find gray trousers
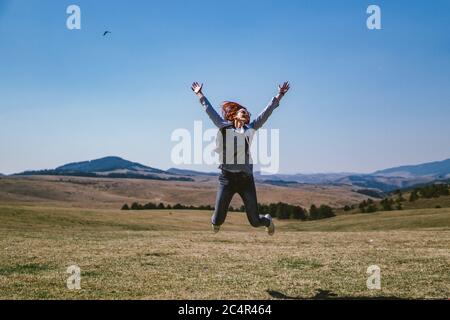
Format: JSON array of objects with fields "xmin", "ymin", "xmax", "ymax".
[{"xmin": 212, "ymin": 170, "xmax": 271, "ymax": 228}]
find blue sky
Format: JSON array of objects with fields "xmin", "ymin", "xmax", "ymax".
[{"xmin": 1, "ymin": 0, "xmax": 449, "ymax": 174}]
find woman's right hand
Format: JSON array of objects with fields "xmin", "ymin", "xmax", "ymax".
[
  {"xmin": 276, "ymin": 81, "xmax": 290, "ymax": 102},
  {"xmin": 191, "ymin": 82, "xmax": 204, "ymax": 98}
]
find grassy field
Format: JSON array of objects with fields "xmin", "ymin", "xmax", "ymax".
[
  {"xmin": 0, "ymin": 175, "xmax": 372, "ymax": 209},
  {"xmin": 0, "ymin": 204, "xmax": 449, "ymax": 299}
]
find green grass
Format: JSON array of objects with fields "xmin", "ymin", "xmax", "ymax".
[
  {"xmin": 0, "ymin": 204, "xmax": 449, "ymax": 299},
  {"xmin": 0, "ymin": 263, "xmax": 52, "ymax": 276},
  {"xmin": 402, "ymin": 194, "xmax": 450, "ymax": 210},
  {"xmin": 284, "ymin": 208, "xmax": 450, "ymax": 231},
  {"xmin": 278, "ymin": 258, "xmax": 323, "ymax": 270}
]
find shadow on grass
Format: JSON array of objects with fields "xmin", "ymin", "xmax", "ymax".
[{"xmin": 267, "ymin": 289, "xmax": 402, "ymax": 300}]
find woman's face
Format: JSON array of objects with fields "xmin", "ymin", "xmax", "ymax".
[{"xmin": 235, "ymin": 108, "xmax": 250, "ymax": 124}]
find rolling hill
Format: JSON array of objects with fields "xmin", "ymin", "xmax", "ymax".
[
  {"xmin": 16, "ymin": 156, "xmax": 194, "ymax": 182},
  {"xmin": 254, "ymin": 158, "xmax": 450, "ymax": 192},
  {"xmin": 332, "ymin": 174, "xmax": 437, "ymax": 192},
  {"xmin": 56, "ymin": 156, "xmax": 164, "ymax": 174},
  {"xmin": 0, "ymin": 175, "xmax": 369, "ymax": 209},
  {"xmin": 170, "ymin": 158, "xmax": 450, "ymax": 192}
]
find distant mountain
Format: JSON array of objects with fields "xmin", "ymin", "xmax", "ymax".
[
  {"xmin": 333, "ymin": 174, "xmax": 437, "ymax": 192},
  {"xmin": 57, "ymin": 156, "xmax": 164, "ymax": 174},
  {"xmin": 16, "ymin": 156, "xmax": 193, "ymax": 182},
  {"xmin": 257, "ymin": 179, "xmax": 301, "ymax": 187},
  {"xmin": 253, "ymin": 172, "xmax": 408, "ymax": 192},
  {"xmin": 167, "ymin": 168, "xmax": 218, "ymax": 177},
  {"xmin": 373, "ymin": 158, "xmax": 450, "ymax": 178},
  {"xmin": 254, "ymin": 172, "xmax": 353, "ymax": 184},
  {"xmin": 254, "ymin": 158, "xmax": 450, "ymax": 192},
  {"xmin": 164, "ymin": 158, "xmax": 450, "ymax": 192}
]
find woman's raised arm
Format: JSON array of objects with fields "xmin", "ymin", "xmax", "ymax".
[
  {"xmin": 191, "ymin": 82, "xmax": 205, "ymax": 99},
  {"xmin": 191, "ymin": 82, "xmax": 228, "ymax": 128},
  {"xmin": 250, "ymin": 81, "xmax": 290, "ymax": 130}
]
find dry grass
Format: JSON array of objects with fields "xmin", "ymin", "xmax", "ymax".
[
  {"xmin": 0, "ymin": 175, "xmax": 370, "ymax": 209},
  {"xmin": 0, "ymin": 204, "xmax": 449, "ymax": 299}
]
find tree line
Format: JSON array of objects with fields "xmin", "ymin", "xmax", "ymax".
[
  {"xmin": 121, "ymin": 201, "xmax": 335, "ymax": 221},
  {"xmin": 408, "ymin": 183, "xmax": 449, "ymax": 202},
  {"xmin": 348, "ymin": 183, "xmax": 450, "ymax": 213}
]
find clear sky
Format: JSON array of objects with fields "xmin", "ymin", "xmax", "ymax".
[{"xmin": 1, "ymin": 0, "xmax": 449, "ymax": 175}]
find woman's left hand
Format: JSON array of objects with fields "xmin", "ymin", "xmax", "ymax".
[{"xmin": 278, "ymin": 81, "xmax": 290, "ymax": 95}]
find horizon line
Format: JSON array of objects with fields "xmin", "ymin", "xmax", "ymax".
[{"xmin": 2, "ymin": 155, "xmax": 450, "ymax": 176}]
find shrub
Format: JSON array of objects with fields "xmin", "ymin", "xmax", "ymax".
[
  {"xmin": 380, "ymin": 198, "xmax": 394, "ymax": 211},
  {"xmin": 123, "ymin": 201, "xmax": 314, "ymax": 220},
  {"xmin": 409, "ymin": 190, "xmax": 419, "ymax": 202},
  {"xmin": 309, "ymin": 204, "xmax": 335, "ymax": 220},
  {"xmin": 173, "ymin": 203, "xmax": 184, "ymax": 209},
  {"xmin": 131, "ymin": 202, "xmax": 141, "ymax": 210}
]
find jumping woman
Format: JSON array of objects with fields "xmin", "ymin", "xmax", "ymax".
[{"xmin": 191, "ymin": 81, "xmax": 290, "ymax": 235}]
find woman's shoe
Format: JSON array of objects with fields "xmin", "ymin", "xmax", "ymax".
[
  {"xmin": 212, "ymin": 224, "xmax": 220, "ymax": 234},
  {"xmin": 265, "ymin": 214, "xmax": 275, "ymax": 236}
]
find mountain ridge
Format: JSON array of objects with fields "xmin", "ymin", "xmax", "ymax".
[
  {"xmin": 373, "ymin": 158, "xmax": 450, "ymax": 178},
  {"xmin": 15, "ymin": 156, "xmax": 193, "ymax": 182},
  {"xmin": 56, "ymin": 156, "xmax": 165, "ymax": 174},
  {"xmin": 10, "ymin": 155, "xmax": 450, "ymax": 192},
  {"xmin": 167, "ymin": 168, "xmax": 218, "ymax": 176}
]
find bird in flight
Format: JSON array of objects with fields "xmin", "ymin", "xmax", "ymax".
[{"xmin": 103, "ymin": 31, "xmax": 111, "ymax": 36}]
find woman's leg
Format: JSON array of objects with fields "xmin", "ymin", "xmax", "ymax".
[
  {"xmin": 211, "ymin": 172, "xmax": 235, "ymax": 226},
  {"xmin": 238, "ymin": 174, "xmax": 271, "ymax": 228}
]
